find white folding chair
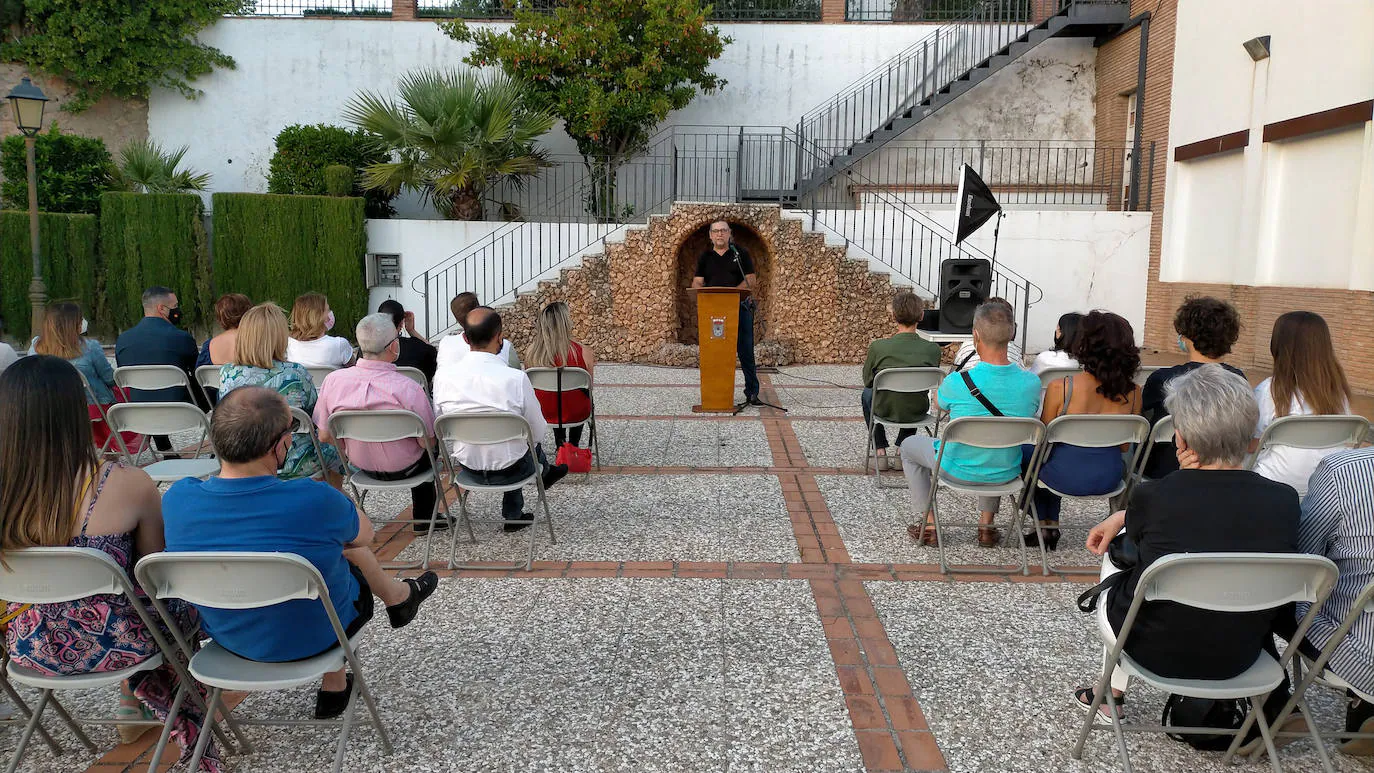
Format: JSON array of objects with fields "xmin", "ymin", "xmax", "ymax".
[
  {"xmin": 0, "ymin": 547, "xmax": 243, "ymax": 773},
  {"xmin": 1246, "ymin": 415, "xmax": 1370, "ymax": 475},
  {"xmin": 1132, "ymin": 364, "xmax": 1163, "ymax": 387},
  {"xmin": 305, "ymin": 365, "xmax": 338, "ymax": 388},
  {"xmin": 864, "ymin": 367, "xmax": 943, "ymax": 489},
  {"xmin": 1131, "ymin": 414, "xmax": 1174, "ymax": 486},
  {"xmin": 1020, "ymin": 414, "xmax": 1150, "ymax": 576},
  {"xmin": 194, "ymin": 365, "xmax": 221, "ymax": 395},
  {"xmin": 74, "ymin": 371, "xmax": 119, "ymax": 459},
  {"xmin": 105, "ymin": 403, "xmax": 220, "ymax": 483},
  {"xmin": 134, "ymin": 552, "xmax": 392, "ymax": 773},
  {"xmin": 327, "ymin": 409, "xmax": 448, "ymax": 570},
  {"xmin": 1071, "ymin": 552, "xmax": 1340, "ymax": 773},
  {"xmin": 1038, "ymin": 366, "xmax": 1083, "ymax": 389},
  {"xmin": 525, "ymin": 366, "xmax": 600, "ymax": 476},
  {"xmin": 920, "ymin": 416, "xmax": 1045, "ymax": 575},
  {"xmin": 114, "ymin": 364, "xmax": 208, "ymax": 408},
  {"xmin": 395, "ymin": 366, "xmax": 428, "ymax": 392},
  {"xmin": 1261, "ymin": 579, "xmax": 1374, "ymax": 767},
  {"xmin": 435, "ymin": 412, "xmax": 556, "ymax": 571},
  {"xmin": 291, "ymin": 407, "xmax": 328, "ymax": 478}
]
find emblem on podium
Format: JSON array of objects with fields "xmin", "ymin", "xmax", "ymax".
[{"xmin": 710, "ymin": 317, "xmax": 726, "ymax": 339}]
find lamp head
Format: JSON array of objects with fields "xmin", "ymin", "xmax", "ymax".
[
  {"xmin": 6, "ymin": 77, "xmax": 48, "ymax": 137},
  {"xmin": 1243, "ymin": 35, "xmax": 1271, "ymax": 62}
]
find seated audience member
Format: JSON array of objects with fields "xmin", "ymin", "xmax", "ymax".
[
  {"xmin": 115, "ymin": 286, "xmax": 203, "ymax": 454},
  {"xmin": 1028, "ymin": 311, "xmax": 1082, "ymax": 375},
  {"xmin": 286, "ymin": 292, "xmax": 355, "ymax": 369},
  {"xmin": 0, "ymin": 316, "xmax": 16, "ymax": 374},
  {"xmin": 1023, "ymin": 311, "xmax": 1141, "ymax": 550},
  {"xmin": 526, "ymin": 301, "xmax": 597, "ymax": 448},
  {"xmin": 0, "ymin": 356, "xmax": 218, "ymax": 765},
  {"xmin": 1284, "ymin": 448, "xmax": 1374, "ymax": 753},
  {"xmin": 377, "ymin": 299, "xmax": 438, "ymax": 387},
  {"xmin": 1252, "ymin": 311, "xmax": 1353, "ymax": 496},
  {"xmin": 951, "ymin": 297, "xmax": 1025, "ymax": 371},
  {"xmin": 1077, "ymin": 365, "xmax": 1298, "ymax": 724},
  {"xmin": 1140, "ymin": 295, "xmax": 1244, "ymax": 479},
  {"xmin": 316, "ymin": 314, "xmax": 444, "ymax": 533},
  {"xmin": 196, "ymin": 293, "xmax": 252, "ymax": 368},
  {"xmin": 163, "ymin": 387, "xmax": 437, "ymax": 719},
  {"xmin": 32, "ymin": 302, "xmax": 123, "ymax": 446},
  {"xmin": 433, "ymin": 307, "xmax": 567, "ymax": 531},
  {"xmin": 860, "ymin": 291, "xmax": 942, "ymax": 468},
  {"xmin": 436, "ymin": 291, "xmax": 520, "ymax": 369},
  {"xmin": 901, "ymin": 300, "xmax": 1040, "ymax": 547},
  {"xmin": 221, "ymin": 303, "xmax": 344, "ymax": 484}
]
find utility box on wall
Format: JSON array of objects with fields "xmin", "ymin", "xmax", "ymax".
[{"xmin": 366, "ymin": 253, "xmax": 401, "ymax": 288}]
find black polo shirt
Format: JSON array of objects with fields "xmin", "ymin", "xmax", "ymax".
[{"xmin": 695, "ymin": 244, "xmax": 754, "ymax": 288}]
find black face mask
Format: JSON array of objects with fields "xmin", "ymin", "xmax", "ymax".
[{"xmin": 166, "ymin": 307, "xmax": 182, "ymax": 326}]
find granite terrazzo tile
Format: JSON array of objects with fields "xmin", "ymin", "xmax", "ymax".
[
  {"xmin": 594, "ymin": 386, "xmax": 709, "ymax": 417},
  {"xmin": 769, "ymin": 365, "xmax": 864, "ymax": 388},
  {"xmin": 792, "ymin": 418, "xmax": 871, "ymax": 468},
  {"xmin": 593, "ymin": 364, "xmax": 703, "ymax": 386},
  {"xmin": 770, "ymin": 387, "xmax": 864, "ymax": 418}
]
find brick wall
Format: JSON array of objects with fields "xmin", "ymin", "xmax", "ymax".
[{"xmin": 1095, "ymin": 0, "xmax": 1374, "ymax": 393}]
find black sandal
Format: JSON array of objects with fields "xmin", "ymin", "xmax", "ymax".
[
  {"xmin": 386, "ymin": 571, "xmax": 439, "ymax": 629},
  {"xmin": 1074, "ymin": 686, "xmax": 1124, "ymax": 720},
  {"xmin": 315, "ymin": 674, "xmax": 353, "ymax": 720}
]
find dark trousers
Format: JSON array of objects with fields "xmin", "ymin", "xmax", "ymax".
[
  {"xmin": 366, "ymin": 454, "xmax": 437, "ymax": 525},
  {"xmin": 859, "ymin": 387, "xmax": 917, "ymax": 450},
  {"xmin": 1019, "ymin": 444, "xmax": 1125, "ymax": 524},
  {"xmin": 152, "ymin": 435, "xmax": 174, "ymax": 453},
  {"xmin": 553, "ymin": 426, "xmax": 584, "ymax": 447},
  {"xmin": 463, "ymin": 445, "xmax": 550, "ymax": 520},
  {"xmin": 737, "ymin": 301, "xmax": 759, "ymax": 399}
]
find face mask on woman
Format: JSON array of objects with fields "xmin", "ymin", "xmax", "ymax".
[
  {"xmin": 325, "ymin": 310, "xmax": 336, "ymax": 332},
  {"xmin": 1177, "ymin": 336, "xmax": 1188, "ymax": 354},
  {"xmin": 80, "ymin": 318, "xmax": 88, "ymax": 335}
]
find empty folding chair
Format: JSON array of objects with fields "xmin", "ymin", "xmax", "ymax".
[
  {"xmin": 1259, "ymin": 579, "xmax": 1374, "ymax": 766},
  {"xmin": 396, "ymin": 366, "xmax": 429, "ymax": 392},
  {"xmin": 134, "ymin": 552, "xmax": 392, "ymax": 773},
  {"xmin": 1246, "ymin": 414, "xmax": 1369, "ymax": 477},
  {"xmin": 435, "ymin": 411, "xmax": 556, "ymax": 571},
  {"xmin": 1072, "ymin": 552, "xmax": 1339, "ymax": 773},
  {"xmin": 328, "ymin": 409, "xmax": 448, "ymax": 569},
  {"xmin": 0, "ymin": 547, "xmax": 243, "ymax": 773},
  {"xmin": 863, "ymin": 367, "xmax": 943, "ymax": 489},
  {"xmin": 1020, "ymin": 414, "xmax": 1150, "ymax": 576},
  {"xmin": 1132, "ymin": 364, "xmax": 1163, "ymax": 387},
  {"xmin": 105, "ymin": 403, "xmax": 220, "ymax": 483},
  {"xmin": 525, "ymin": 366, "xmax": 600, "ymax": 475},
  {"xmin": 919, "ymin": 416, "xmax": 1044, "ymax": 575},
  {"xmin": 306, "ymin": 365, "xmax": 338, "ymax": 388},
  {"xmin": 114, "ymin": 364, "xmax": 208, "ymax": 409}
]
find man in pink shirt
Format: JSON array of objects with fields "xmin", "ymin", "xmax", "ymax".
[{"xmin": 316, "ymin": 313, "xmax": 444, "ymax": 533}]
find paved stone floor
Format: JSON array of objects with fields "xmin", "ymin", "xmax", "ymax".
[{"xmin": 8, "ymin": 364, "xmax": 1371, "ymax": 772}]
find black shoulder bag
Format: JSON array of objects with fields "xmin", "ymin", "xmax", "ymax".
[{"xmin": 958, "ymin": 370, "xmax": 1003, "ymax": 416}]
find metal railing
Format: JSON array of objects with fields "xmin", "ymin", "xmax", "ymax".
[
  {"xmin": 416, "ymin": 0, "xmax": 820, "ymax": 20},
  {"xmin": 238, "ymin": 0, "xmax": 391, "ymax": 15},
  {"xmin": 847, "ymin": 0, "xmax": 1031, "ymax": 22}
]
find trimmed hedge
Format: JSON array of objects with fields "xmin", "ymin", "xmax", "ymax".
[
  {"xmin": 0, "ymin": 210, "xmax": 100, "ymax": 340},
  {"xmin": 99, "ymin": 193, "xmax": 213, "ymax": 335},
  {"xmin": 211, "ymin": 193, "xmax": 368, "ymax": 340}
]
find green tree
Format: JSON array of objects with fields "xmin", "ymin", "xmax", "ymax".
[
  {"xmin": 267, "ymin": 124, "xmax": 397, "ymax": 219},
  {"xmin": 111, "ymin": 140, "xmax": 210, "ymax": 194},
  {"xmin": 442, "ymin": 0, "xmax": 729, "ymax": 219},
  {"xmin": 0, "ymin": 124, "xmax": 113, "ymax": 214},
  {"xmin": 343, "ymin": 68, "xmax": 555, "ymax": 221},
  {"xmin": 0, "ymin": 0, "xmax": 250, "ymax": 111}
]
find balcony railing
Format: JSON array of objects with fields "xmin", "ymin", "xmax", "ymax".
[
  {"xmin": 239, "ymin": 0, "xmax": 392, "ymax": 15},
  {"xmin": 847, "ymin": 0, "xmax": 1032, "ymax": 22},
  {"xmin": 416, "ymin": 0, "xmax": 820, "ymax": 20}
]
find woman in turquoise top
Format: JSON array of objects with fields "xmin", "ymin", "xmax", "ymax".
[{"xmin": 219, "ymin": 303, "xmax": 343, "ymax": 483}]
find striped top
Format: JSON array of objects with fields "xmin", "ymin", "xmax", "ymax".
[{"xmin": 1298, "ymin": 447, "xmax": 1374, "ymax": 696}]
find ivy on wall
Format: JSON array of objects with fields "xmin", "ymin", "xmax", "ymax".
[
  {"xmin": 0, "ymin": 0, "xmax": 251, "ymax": 111},
  {"xmin": 0, "ymin": 210, "xmax": 98, "ymax": 340},
  {"xmin": 99, "ymin": 192, "xmax": 213, "ymax": 334}
]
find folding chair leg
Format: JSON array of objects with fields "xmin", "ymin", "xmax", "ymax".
[
  {"xmin": 4, "ymin": 689, "xmax": 50, "ymax": 773},
  {"xmin": 45, "ymin": 693, "xmax": 97, "ymax": 753},
  {"xmin": 185, "ymin": 688, "xmax": 221, "ymax": 773},
  {"xmin": 146, "ymin": 684, "xmax": 189, "ymax": 773},
  {"xmin": 1292, "ymin": 696, "xmax": 1337, "ymax": 773},
  {"xmin": 590, "ymin": 421, "xmax": 601, "ymax": 471},
  {"xmin": 1071, "ymin": 667, "xmax": 1119, "ymax": 762},
  {"xmin": 0, "ymin": 673, "xmax": 62, "ymax": 755},
  {"xmin": 448, "ymin": 493, "xmax": 474, "ymax": 570},
  {"xmin": 1248, "ymin": 695, "xmax": 1286, "ymax": 773},
  {"xmin": 1104, "ymin": 689, "xmax": 1133, "ymax": 773},
  {"xmin": 540, "ymin": 487, "xmax": 557, "ymax": 547},
  {"xmin": 330, "ymin": 677, "xmax": 362, "ymax": 773},
  {"xmin": 354, "ymin": 675, "xmax": 393, "ymax": 754}
]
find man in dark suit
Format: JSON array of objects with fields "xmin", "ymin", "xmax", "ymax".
[
  {"xmin": 115, "ymin": 286, "xmax": 201, "ymax": 453},
  {"xmin": 378, "ymin": 299, "xmax": 438, "ymax": 388}
]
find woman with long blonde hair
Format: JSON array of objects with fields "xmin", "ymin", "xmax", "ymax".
[
  {"xmin": 285, "ymin": 292, "xmax": 355, "ymax": 368},
  {"xmin": 526, "ymin": 301, "xmax": 596, "ymax": 447},
  {"xmin": 1251, "ymin": 311, "xmax": 1353, "ymax": 494},
  {"xmin": 32, "ymin": 301, "xmax": 128, "ymax": 447}
]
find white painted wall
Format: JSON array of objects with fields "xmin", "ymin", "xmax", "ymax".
[
  {"xmin": 369, "ymin": 209, "xmax": 1151, "ymax": 354},
  {"xmin": 1160, "ymin": 0, "xmax": 1374, "ymax": 290}
]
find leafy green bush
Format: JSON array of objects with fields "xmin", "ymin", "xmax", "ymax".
[
  {"xmin": 0, "ymin": 210, "xmax": 99, "ymax": 340},
  {"xmin": 99, "ymin": 193, "xmax": 212, "ymax": 335},
  {"xmin": 211, "ymin": 193, "xmax": 368, "ymax": 339},
  {"xmin": 266, "ymin": 125, "xmax": 396, "ymax": 218},
  {"xmin": 0, "ymin": 126, "xmax": 114, "ymax": 214},
  {"xmin": 323, "ymin": 165, "xmax": 354, "ymax": 197}
]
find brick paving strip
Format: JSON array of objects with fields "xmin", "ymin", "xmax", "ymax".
[{"xmin": 84, "ymin": 371, "xmax": 1091, "ymax": 773}]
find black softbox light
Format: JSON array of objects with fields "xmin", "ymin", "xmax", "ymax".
[{"xmin": 953, "ymin": 163, "xmax": 1001, "ymax": 246}]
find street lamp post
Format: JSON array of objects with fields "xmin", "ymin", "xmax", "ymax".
[{"xmin": 6, "ymin": 77, "xmax": 48, "ymax": 336}]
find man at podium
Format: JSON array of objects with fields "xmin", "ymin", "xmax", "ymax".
[{"xmin": 691, "ymin": 220, "xmax": 760, "ymax": 405}]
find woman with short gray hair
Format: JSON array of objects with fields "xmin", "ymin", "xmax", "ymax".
[{"xmin": 1073, "ymin": 364, "xmax": 1301, "ymax": 731}]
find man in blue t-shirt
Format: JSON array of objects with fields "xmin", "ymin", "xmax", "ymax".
[
  {"xmin": 163, "ymin": 386, "xmax": 438, "ymax": 719},
  {"xmin": 899, "ymin": 301, "xmax": 1039, "ymax": 548}
]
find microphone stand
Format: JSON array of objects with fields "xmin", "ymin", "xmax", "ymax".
[{"xmin": 727, "ymin": 241, "xmax": 787, "ymax": 415}]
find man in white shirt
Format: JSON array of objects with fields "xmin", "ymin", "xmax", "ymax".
[
  {"xmin": 433, "ymin": 307, "xmax": 566, "ymax": 531},
  {"xmin": 435, "ymin": 292, "xmax": 521, "ymax": 369}
]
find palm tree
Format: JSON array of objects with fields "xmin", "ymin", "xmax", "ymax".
[
  {"xmin": 114, "ymin": 140, "xmax": 211, "ymax": 194},
  {"xmin": 344, "ymin": 69, "xmax": 555, "ymax": 221}
]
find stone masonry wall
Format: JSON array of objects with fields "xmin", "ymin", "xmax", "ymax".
[{"xmin": 0, "ymin": 66, "xmax": 148, "ymax": 151}]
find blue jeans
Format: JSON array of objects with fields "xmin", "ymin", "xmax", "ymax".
[
  {"xmin": 737, "ymin": 301, "xmax": 759, "ymax": 399},
  {"xmin": 462, "ymin": 445, "xmax": 548, "ymax": 520},
  {"xmin": 1020, "ymin": 444, "xmax": 1124, "ymax": 524},
  {"xmin": 860, "ymin": 387, "xmax": 917, "ymax": 450}
]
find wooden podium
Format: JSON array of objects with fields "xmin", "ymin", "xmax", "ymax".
[{"xmin": 690, "ymin": 287, "xmax": 750, "ymax": 413}]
